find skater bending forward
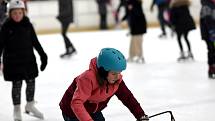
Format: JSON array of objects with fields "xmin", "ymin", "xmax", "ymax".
[
  {"xmin": 59, "ymin": 48, "xmax": 149, "ymax": 121},
  {"xmin": 0, "ymin": 0, "xmax": 47, "ymax": 120}
]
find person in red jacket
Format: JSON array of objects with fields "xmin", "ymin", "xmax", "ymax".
[{"xmin": 59, "ymin": 48, "xmax": 149, "ymax": 121}]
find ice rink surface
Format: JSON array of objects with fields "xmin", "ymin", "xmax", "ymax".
[{"xmin": 0, "ymin": 27, "xmax": 215, "ymax": 121}]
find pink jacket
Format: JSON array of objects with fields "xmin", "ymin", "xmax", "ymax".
[{"xmin": 59, "ymin": 57, "xmax": 145, "ymax": 121}]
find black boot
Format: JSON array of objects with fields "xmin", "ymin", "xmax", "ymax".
[
  {"xmin": 60, "ymin": 47, "xmax": 77, "ymax": 58},
  {"xmin": 186, "ymin": 51, "xmax": 194, "ymax": 60},
  {"xmin": 208, "ymin": 65, "xmax": 215, "ymax": 79},
  {"xmin": 177, "ymin": 52, "xmax": 186, "ymax": 62},
  {"xmin": 158, "ymin": 33, "xmax": 167, "ymax": 38}
]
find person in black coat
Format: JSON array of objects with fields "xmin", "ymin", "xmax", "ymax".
[
  {"xmin": 0, "ymin": 0, "xmax": 47, "ymax": 120},
  {"xmin": 170, "ymin": 0, "xmax": 196, "ymax": 61},
  {"xmin": 96, "ymin": 0, "xmax": 110, "ymax": 30},
  {"xmin": 126, "ymin": 0, "xmax": 147, "ymax": 63},
  {"xmin": 200, "ymin": 0, "xmax": 215, "ymax": 79},
  {"xmin": 57, "ymin": 0, "xmax": 76, "ymax": 58}
]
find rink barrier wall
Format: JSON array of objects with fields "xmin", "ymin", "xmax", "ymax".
[{"xmin": 27, "ymin": 0, "xmax": 201, "ymax": 34}]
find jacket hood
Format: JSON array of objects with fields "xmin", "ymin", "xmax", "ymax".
[{"xmin": 89, "ymin": 57, "xmax": 98, "ymax": 73}]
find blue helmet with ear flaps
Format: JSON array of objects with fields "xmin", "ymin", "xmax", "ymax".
[{"xmin": 97, "ymin": 48, "xmax": 127, "ymax": 72}]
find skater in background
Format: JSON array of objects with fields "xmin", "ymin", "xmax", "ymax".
[
  {"xmin": 114, "ymin": 0, "xmax": 126, "ymax": 28},
  {"xmin": 0, "ymin": 0, "xmax": 8, "ymax": 30},
  {"xmin": 0, "ymin": 0, "xmax": 47, "ymax": 120},
  {"xmin": 96, "ymin": 0, "xmax": 110, "ymax": 30},
  {"xmin": 169, "ymin": 0, "xmax": 196, "ymax": 61},
  {"xmin": 59, "ymin": 48, "xmax": 149, "ymax": 121},
  {"xmin": 150, "ymin": 0, "xmax": 174, "ymax": 38},
  {"xmin": 200, "ymin": 0, "xmax": 215, "ymax": 79},
  {"xmin": 57, "ymin": 0, "xmax": 77, "ymax": 58},
  {"xmin": 126, "ymin": 0, "xmax": 147, "ymax": 63},
  {"xmin": 114, "ymin": 0, "xmax": 129, "ymax": 27}
]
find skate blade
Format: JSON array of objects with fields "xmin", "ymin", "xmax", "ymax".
[
  {"xmin": 14, "ymin": 119, "xmax": 22, "ymax": 121},
  {"xmin": 60, "ymin": 51, "xmax": 77, "ymax": 58},
  {"xmin": 25, "ymin": 111, "xmax": 44, "ymax": 120},
  {"xmin": 209, "ymin": 74, "xmax": 215, "ymax": 79},
  {"xmin": 177, "ymin": 58, "xmax": 194, "ymax": 62},
  {"xmin": 60, "ymin": 54, "xmax": 72, "ymax": 58}
]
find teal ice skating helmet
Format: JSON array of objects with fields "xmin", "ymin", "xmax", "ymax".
[{"xmin": 97, "ymin": 48, "xmax": 127, "ymax": 72}]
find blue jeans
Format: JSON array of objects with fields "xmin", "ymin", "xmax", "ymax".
[{"xmin": 62, "ymin": 111, "xmax": 105, "ymax": 121}]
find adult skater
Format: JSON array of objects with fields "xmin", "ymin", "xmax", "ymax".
[
  {"xmin": 95, "ymin": 0, "xmax": 110, "ymax": 30},
  {"xmin": 200, "ymin": 0, "xmax": 215, "ymax": 78},
  {"xmin": 59, "ymin": 48, "xmax": 149, "ymax": 121},
  {"xmin": 170, "ymin": 0, "xmax": 196, "ymax": 61},
  {"xmin": 0, "ymin": 0, "xmax": 47, "ymax": 120},
  {"xmin": 126, "ymin": 0, "xmax": 147, "ymax": 63},
  {"xmin": 57, "ymin": 0, "xmax": 77, "ymax": 58},
  {"xmin": 150, "ymin": 0, "xmax": 174, "ymax": 38}
]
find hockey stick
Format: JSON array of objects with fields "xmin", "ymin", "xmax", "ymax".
[{"xmin": 149, "ymin": 111, "xmax": 175, "ymax": 121}]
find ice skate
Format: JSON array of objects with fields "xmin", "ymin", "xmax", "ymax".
[
  {"xmin": 158, "ymin": 33, "xmax": 167, "ymax": 38},
  {"xmin": 208, "ymin": 72, "xmax": 215, "ymax": 79},
  {"xmin": 208, "ymin": 65, "xmax": 215, "ymax": 79},
  {"xmin": 127, "ymin": 57, "xmax": 134, "ymax": 63},
  {"xmin": 25, "ymin": 101, "xmax": 44, "ymax": 120},
  {"xmin": 14, "ymin": 105, "xmax": 22, "ymax": 121},
  {"xmin": 186, "ymin": 51, "xmax": 194, "ymax": 60},
  {"xmin": 60, "ymin": 48, "xmax": 77, "ymax": 58},
  {"xmin": 177, "ymin": 52, "xmax": 187, "ymax": 62},
  {"xmin": 135, "ymin": 57, "xmax": 145, "ymax": 64},
  {"xmin": 171, "ymin": 30, "xmax": 175, "ymax": 38}
]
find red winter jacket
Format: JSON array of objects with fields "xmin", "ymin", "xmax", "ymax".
[{"xmin": 59, "ymin": 57, "xmax": 145, "ymax": 121}]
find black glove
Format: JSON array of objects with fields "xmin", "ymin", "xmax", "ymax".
[
  {"xmin": 40, "ymin": 53, "xmax": 47, "ymax": 71},
  {"xmin": 137, "ymin": 115, "xmax": 149, "ymax": 121}
]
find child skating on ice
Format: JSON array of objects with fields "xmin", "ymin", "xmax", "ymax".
[
  {"xmin": 0, "ymin": 0, "xmax": 48, "ymax": 120},
  {"xmin": 59, "ymin": 48, "xmax": 149, "ymax": 121}
]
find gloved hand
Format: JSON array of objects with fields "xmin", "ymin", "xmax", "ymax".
[
  {"xmin": 40, "ymin": 53, "xmax": 47, "ymax": 71},
  {"xmin": 137, "ymin": 115, "xmax": 149, "ymax": 121}
]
